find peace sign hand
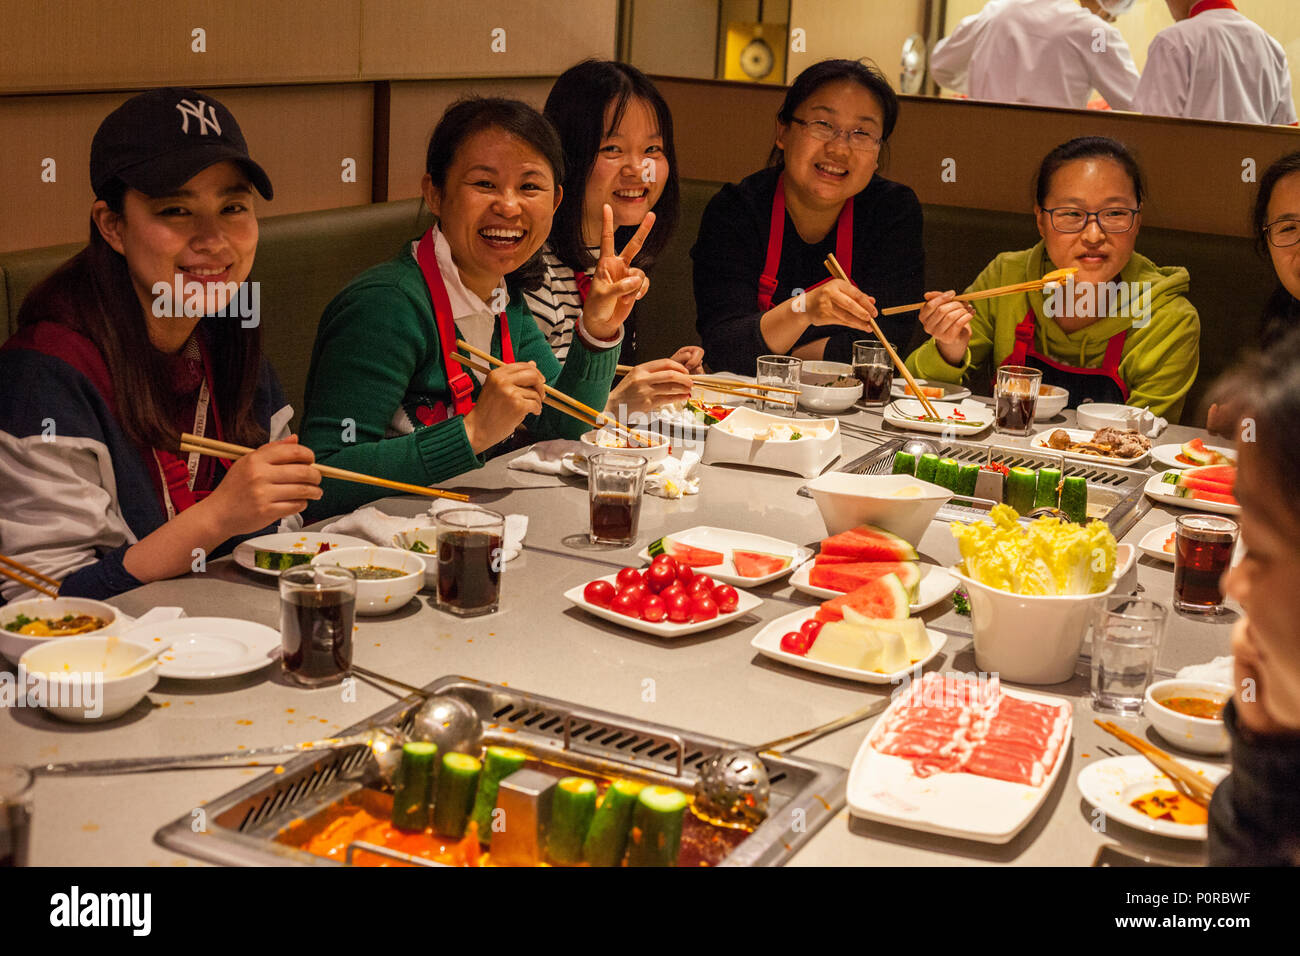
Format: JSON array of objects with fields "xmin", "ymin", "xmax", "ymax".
[{"xmin": 580, "ymin": 204, "xmax": 654, "ymax": 341}]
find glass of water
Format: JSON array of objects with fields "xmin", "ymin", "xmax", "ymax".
[
  {"xmin": 1090, "ymin": 597, "xmax": 1168, "ymax": 716},
  {"xmin": 755, "ymin": 355, "xmax": 801, "ymax": 417}
]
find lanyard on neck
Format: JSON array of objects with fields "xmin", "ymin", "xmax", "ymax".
[
  {"xmin": 757, "ymin": 172, "xmax": 854, "ymax": 312},
  {"xmin": 154, "ymin": 336, "xmax": 227, "ymax": 520}
]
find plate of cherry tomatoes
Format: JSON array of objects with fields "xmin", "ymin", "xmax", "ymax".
[{"xmin": 563, "ymin": 556, "xmax": 762, "ymax": 637}]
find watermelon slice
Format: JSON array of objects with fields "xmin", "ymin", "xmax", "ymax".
[
  {"xmin": 812, "ymin": 553, "xmax": 859, "ymax": 566},
  {"xmin": 1183, "ymin": 464, "xmax": 1236, "ymax": 487},
  {"xmin": 1179, "ymin": 438, "xmax": 1230, "ymax": 467},
  {"xmin": 731, "ymin": 549, "xmax": 792, "ymax": 578},
  {"xmin": 814, "ymin": 573, "xmax": 910, "ymax": 623},
  {"xmin": 1162, "ymin": 472, "xmax": 1234, "ymax": 495},
  {"xmin": 808, "ymin": 560, "xmax": 920, "ymax": 600},
  {"xmin": 647, "ymin": 536, "xmax": 724, "ymax": 568},
  {"xmin": 819, "ymin": 525, "xmax": 918, "ymax": 562},
  {"xmin": 1173, "ymin": 486, "xmax": 1238, "ymax": 506}
]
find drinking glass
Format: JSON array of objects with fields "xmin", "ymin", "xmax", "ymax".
[
  {"xmin": 436, "ymin": 508, "xmax": 505, "ymax": 616},
  {"xmin": 279, "ymin": 565, "xmax": 356, "ymax": 687},
  {"xmin": 756, "ymin": 354, "xmax": 801, "ymax": 417},
  {"xmin": 1173, "ymin": 514, "xmax": 1238, "ymax": 615},
  {"xmin": 1090, "ymin": 597, "xmax": 1168, "ymax": 716},
  {"xmin": 588, "ymin": 452, "xmax": 648, "ymax": 546},
  {"xmin": 852, "ymin": 338, "xmax": 892, "ymax": 406},
  {"xmin": 0, "ymin": 766, "xmax": 32, "ymax": 867},
  {"xmin": 994, "ymin": 366, "xmax": 1042, "ymax": 436}
]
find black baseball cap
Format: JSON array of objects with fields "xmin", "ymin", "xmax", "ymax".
[{"xmin": 90, "ymin": 87, "xmax": 273, "ymax": 201}]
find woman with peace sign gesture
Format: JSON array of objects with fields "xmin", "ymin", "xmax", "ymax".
[{"xmin": 299, "ymin": 98, "xmax": 627, "ymax": 519}]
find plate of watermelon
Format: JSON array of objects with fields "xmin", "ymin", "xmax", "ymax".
[
  {"xmin": 1137, "ymin": 523, "xmax": 1178, "ymax": 564},
  {"xmin": 785, "ymin": 522, "xmax": 957, "ymax": 612},
  {"xmin": 1143, "ymin": 465, "xmax": 1239, "ymax": 515},
  {"xmin": 636, "ymin": 529, "xmax": 813, "ymax": 587},
  {"xmin": 1150, "ymin": 438, "xmax": 1236, "ymax": 471}
]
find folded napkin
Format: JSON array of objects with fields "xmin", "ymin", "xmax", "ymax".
[
  {"xmin": 508, "ymin": 440, "xmax": 701, "ymax": 498},
  {"xmin": 428, "ymin": 499, "xmax": 527, "ymax": 564},
  {"xmin": 1176, "ymin": 655, "xmax": 1233, "ymax": 685},
  {"xmin": 322, "ymin": 503, "xmax": 526, "ymax": 566},
  {"xmin": 506, "ymin": 439, "xmax": 588, "ymax": 477}
]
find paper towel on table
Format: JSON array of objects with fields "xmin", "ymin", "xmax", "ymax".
[
  {"xmin": 1176, "ymin": 655, "xmax": 1233, "ymax": 685},
  {"xmin": 428, "ymin": 499, "xmax": 527, "ymax": 564},
  {"xmin": 506, "ymin": 439, "xmax": 588, "ymax": 476},
  {"xmin": 321, "ymin": 506, "xmax": 432, "ymax": 546},
  {"xmin": 645, "ymin": 451, "xmax": 701, "ymax": 498}
]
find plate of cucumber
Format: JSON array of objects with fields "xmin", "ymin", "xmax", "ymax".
[{"xmin": 234, "ymin": 532, "xmax": 372, "ymax": 577}]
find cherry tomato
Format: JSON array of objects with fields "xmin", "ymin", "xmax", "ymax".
[
  {"xmin": 621, "ymin": 584, "xmax": 649, "ymax": 606},
  {"xmin": 675, "ymin": 564, "xmax": 695, "ymax": 586},
  {"xmin": 611, "ymin": 591, "xmax": 641, "ymax": 617},
  {"xmin": 780, "ymin": 631, "xmax": 815, "ymax": 656},
  {"xmin": 688, "ymin": 574, "xmax": 714, "ymax": 596},
  {"xmin": 711, "ymin": 584, "xmax": 739, "ymax": 613},
  {"xmin": 651, "ymin": 554, "xmax": 678, "ymax": 574},
  {"xmin": 798, "ymin": 618, "xmax": 823, "ymax": 639},
  {"xmin": 616, "ymin": 567, "xmax": 643, "ymax": 590},
  {"xmin": 645, "ymin": 562, "xmax": 676, "ymax": 594},
  {"xmin": 690, "ymin": 594, "xmax": 718, "ymax": 622},
  {"xmin": 659, "ymin": 583, "xmax": 686, "ymax": 603},
  {"xmin": 583, "ymin": 580, "xmax": 616, "ymax": 608},
  {"xmin": 666, "ymin": 593, "xmax": 693, "ymax": 623},
  {"xmin": 640, "ymin": 594, "xmax": 667, "ymax": 623}
]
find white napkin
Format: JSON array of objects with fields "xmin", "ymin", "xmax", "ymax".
[
  {"xmin": 506, "ymin": 439, "xmax": 588, "ymax": 476},
  {"xmin": 122, "ymin": 606, "xmax": 185, "ymax": 632},
  {"xmin": 645, "ymin": 451, "xmax": 702, "ymax": 498},
  {"xmin": 321, "ymin": 506, "xmax": 432, "ymax": 545},
  {"xmin": 428, "ymin": 500, "xmax": 527, "ymax": 564},
  {"xmin": 1176, "ymin": 655, "xmax": 1233, "ymax": 685}
]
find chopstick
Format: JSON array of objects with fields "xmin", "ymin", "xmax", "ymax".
[
  {"xmin": 879, "ymin": 267, "xmax": 1080, "ymax": 316},
  {"xmin": 824, "ymin": 254, "xmax": 941, "ymax": 421},
  {"xmin": 455, "ymin": 340, "xmax": 652, "ymax": 448},
  {"xmin": 449, "ymin": 354, "xmax": 603, "ymax": 430},
  {"xmin": 1094, "ymin": 719, "xmax": 1217, "ymax": 806},
  {"xmin": 0, "ymin": 555, "xmax": 59, "ymax": 598},
  {"xmin": 689, "ymin": 381, "xmax": 794, "ymax": 407},
  {"xmin": 613, "ymin": 365, "xmax": 801, "ymax": 396},
  {"xmin": 178, "ymin": 434, "xmax": 470, "ymax": 503}
]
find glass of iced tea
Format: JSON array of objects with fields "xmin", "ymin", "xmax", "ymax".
[
  {"xmin": 755, "ymin": 355, "xmax": 801, "ymax": 417},
  {"xmin": 995, "ymin": 366, "xmax": 1042, "ymax": 436},
  {"xmin": 0, "ymin": 765, "xmax": 32, "ymax": 867},
  {"xmin": 279, "ymin": 565, "xmax": 356, "ymax": 687},
  {"xmin": 852, "ymin": 339, "xmax": 892, "ymax": 406},
  {"xmin": 436, "ymin": 508, "xmax": 505, "ymax": 617},
  {"xmin": 1173, "ymin": 514, "xmax": 1238, "ymax": 615},
  {"xmin": 588, "ymin": 452, "xmax": 648, "ymax": 546}
]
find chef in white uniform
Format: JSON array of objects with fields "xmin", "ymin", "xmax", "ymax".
[
  {"xmin": 930, "ymin": 0, "xmax": 1141, "ymax": 110},
  {"xmin": 1133, "ymin": 0, "xmax": 1297, "ymax": 125}
]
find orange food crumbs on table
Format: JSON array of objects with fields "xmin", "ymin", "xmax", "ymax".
[
  {"xmin": 184, "ymin": 700, "xmax": 195, "ymax": 706},
  {"xmin": 155, "ymin": 701, "xmax": 171, "ymax": 708},
  {"xmin": 286, "ymin": 708, "xmax": 295, "ymax": 714},
  {"xmin": 81, "ymin": 823, "xmax": 100, "ymax": 832},
  {"xmin": 274, "ymin": 766, "xmax": 285, "ymax": 774},
  {"xmin": 236, "ymin": 719, "xmax": 253, "ymax": 726}
]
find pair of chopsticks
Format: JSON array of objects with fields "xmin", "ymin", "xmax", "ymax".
[
  {"xmin": 178, "ymin": 434, "xmax": 470, "ymax": 502},
  {"xmin": 454, "ymin": 340, "xmax": 652, "ymax": 447},
  {"xmin": 878, "ymin": 266, "xmax": 1080, "ymax": 316},
  {"xmin": 1094, "ymin": 719, "xmax": 1217, "ymax": 807},
  {"xmin": 614, "ymin": 364, "xmax": 801, "ymax": 405},
  {"xmin": 0, "ymin": 555, "xmax": 59, "ymax": 598},
  {"xmin": 824, "ymin": 253, "xmax": 941, "ymax": 421}
]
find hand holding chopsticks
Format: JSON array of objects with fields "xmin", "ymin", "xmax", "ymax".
[
  {"xmin": 1094, "ymin": 719, "xmax": 1218, "ymax": 807},
  {"xmin": 880, "ymin": 267, "xmax": 1078, "ymax": 316}
]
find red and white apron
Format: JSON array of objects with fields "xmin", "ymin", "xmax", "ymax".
[
  {"xmin": 1002, "ymin": 308, "xmax": 1129, "ymax": 407},
  {"xmin": 756, "ymin": 173, "xmax": 854, "ymax": 311}
]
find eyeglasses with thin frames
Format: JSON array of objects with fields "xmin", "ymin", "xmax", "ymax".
[
  {"xmin": 1041, "ymin": 207, "xmax": 1141, "ymax": 234},
  {"xmin": 788, "ymin": 117, "xmax": 882, "ymax": 152},
  {"xmin": 1263, "ymin": 217, "xmax": 1300, "ymax": 248}
]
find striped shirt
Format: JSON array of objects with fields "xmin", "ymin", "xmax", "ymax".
[{"xmin": 526, "ymin": 246, "xmax": 596, "ymax": 362}]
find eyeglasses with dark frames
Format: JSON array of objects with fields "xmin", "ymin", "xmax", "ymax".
[
  {"xmin": 1041, "ymin": 207, "xmax": 1141, "ymax": 234},
  {"xmin": 788, "ymin": 117, "xmax": 882, "ymax": 152}
]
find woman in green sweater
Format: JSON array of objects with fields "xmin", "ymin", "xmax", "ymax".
[
  {"xmin": 906, "ymin": 136, "xmax": 1200, "ymax": 420},
  {"xmin": 301, "ymin": 98, "xmax": 650, "ymax": 518}
]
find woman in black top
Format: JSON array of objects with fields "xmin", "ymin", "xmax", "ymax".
[
  {"xmin": 1255, "ymin": 151, "xmax": 1300, "ymax": 348},
  {"xmin": 691, "ymin": 59, "xmax": 970, "ymax": 374}
]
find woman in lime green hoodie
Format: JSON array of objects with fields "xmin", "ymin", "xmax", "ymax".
[{"xmin": 906, "ymin": 137, "xmax": 1199, "ymax": 420}]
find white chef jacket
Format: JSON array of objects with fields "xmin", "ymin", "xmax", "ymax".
[
  {"xmin": 930, "ymin": 0, "xmax": 1141, "ymax": 110},
  {"xmin": 1132, "ymin": 5, "xmax": 1297, "ymax": 125}
]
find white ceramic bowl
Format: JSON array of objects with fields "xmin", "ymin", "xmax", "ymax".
[
  {"xmin": 0, "ymin": 596, "xmax": 121, "ymax": 666},
  {"xmin": 18, "ymin": 635, "xmax": 159, "ymax": 722},
  {"xmin": 1034, "ymin": 385, "xmax": 1069, "ymax": 420},
  {"xmin": 1144, "ymin": 678, "xmax": 1231, "ymax": 755},
  {"xmin": 702, "ymin": 406, "xmax": 841, "ymax": 478},
  {"xmin": 951, "ymin": 543, "xmax": 1136, "ymax": 685},
  {"xmin": 310, "ymin": 546, "xmax": 424, "ymax": 616},
  {"xmin": 580, "ymin": 427, "xmax": 672, "ymax": 464},
  {"xmin": 1075, "ymin": 402, "xmax": 1156, "ymax": 434},
  {"xmin": 797, "ymin": 361, "xmax": 863, "ymax": 412},
  {"xmin": 805, "ymin": 472, "xmax": 952, "ymax": 544}
]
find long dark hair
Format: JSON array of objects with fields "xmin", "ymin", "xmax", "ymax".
[
  {"xmin": 1252, "ymin": 150, "xmax": 1300, "ymax": 257},
  {"xmin": 543, "ymin": 59, "xmax": 679, "ymax": 273},
  {"xmin": 426, "ymin": 97, "xmax": 565, "ymax": 292},
  {"xmin": 1033, "ymin": 136, "xmax": 1146, "ymax": 208},
  {"xmin": 768, "ymin": 58, "xmax": 900, "ymax": 168},
  {"xmin": 17, "ymin": 181, "xmax": 267, "ymax": 452}
]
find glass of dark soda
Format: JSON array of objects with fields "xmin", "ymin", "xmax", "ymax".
[
  {"xmin": 0, "ymin": 766, "xmax": 32, "ymax": 867},
  {"xmin": 279, "ymin": 565, "xmax": 356, "ymax": 687},
  {"xmin": 995, "ymin": 365, "xmax": 1042, "ymax": 436},
  {"xmin": 435, "ymin": 508, "xmax": 505, "ymax": 616},
  {"xmin": 1173, "ymin": 514, "xmax": 1238, "ymax": 615},
  {"xmin": 852, "ymin": 339, "xmax": 892, "ymax": 406},
  {"xmin": 588, "ymin": 452, "xmax": 648, "ymax": 546}
]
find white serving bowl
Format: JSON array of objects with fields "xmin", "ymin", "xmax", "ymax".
[
  {"xmin": 310, "ymin": 546, "xmax": 424, "ymax": 616},
  {"xmin": 805, "ymin": 472, "xmax": 952, "ymax": 544},
  {"xmin": 1034, "ymin": 385, "xmax": 1069, "ymax": 420},
  {"xmin": 0, "ymin": 596, "xmax": 121, "ymax": 666},
  {"xmin": 580, "ymin": 427, "xmax": 672, "ymax": 464},
  {"xmin": 1144, "ymin": 678, "xmax": 1231, "ymax": 755},
  {"xmin": 951, "ymin": 543, "xmax": 1136, "ymax": 685},
  {"xmin": 702, "ymin": 406, "xmax": 841, "ymax": 478},
  {"xmin": 797, "ymin": 361, "xmax": 863, "ymax": 413},
  {"xmin": 19, "ymin": 635, "xmax": 158, "ymax": 722},
  {"xmin": 1075, "ymin": 402, "xmax": 1157, "ymax": 436}
]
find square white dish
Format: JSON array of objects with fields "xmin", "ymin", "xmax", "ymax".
[
  {"xmin": 562, "ymin": 572, "xmax": 762, "ymax": 638},
  {"xmin": 1030, "ymin": 427, "xmax": 1149, "ymax": 467},
  {"xmin": 750, "ymin": 606, "xmax": 946, "ymax": 685},
  {"xmin": 635, "ymin": 527, "xmax": 813, "ymax": 587},
  {"xmin": 883, "ymin": 399, "xmax": 991, "ymax": 436},
  {"xmin": 701, "ymin": 407, "xmax": 841, "ymax": 478},
  {"xmin": 788, "ymin": 561, "xmax": 958, "ymax": 613}
]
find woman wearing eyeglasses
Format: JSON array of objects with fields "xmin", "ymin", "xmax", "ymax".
[
  {"xmin": 1253, "ymin": 152, "xmax": 1300, "ymax": 348},
  {"xmin": 691, "ymin": 59, "xmax": 968, "ymax": 374},
  {"xmin": 906, "ymin": 136, "xmax": 1201, "ymax": 420}
]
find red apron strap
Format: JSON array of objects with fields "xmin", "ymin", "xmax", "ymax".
[
  {"xmin": 573, "ymin": 270, "xmax": 591, "ymax": 305},
  {"xmin": 417, "ymin": 229, "xmax": 477, "ymax": 418},
  {"xmin": 756, "ymin": 174, "xmax": 787, "ymax": 312},
  {"xmin": 498, "ymin": 309, "xmax": 515, "ymax": 364},
  {"xmin": 1004, "ymin": 309, "xmax": 1037, "ymax": 368},
  {"xmin": 1099, "ymin": 327, "xmax": 1130, "ymax": 400},
  {"xmin": 835, "ymin": 194, "xmax": 854, "ymax": 278}
]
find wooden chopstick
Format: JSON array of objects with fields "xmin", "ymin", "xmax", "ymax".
[
  {"xmin": 0, "ymin": 556, "xmax": 59, "ymax": 598},
  {"xmin": 449, "ymin": 354, "xmax": 604, "ymax": 431},
  {"xmin": 179, "ymin": 434, "xmax": 470, "ymax": 503},
  {"xmin": 1094, "ymin": 719, "xmax": 1217, "ymax": 806},
  {"xmin": 879, "ymin": 268, "xmax": 1079, "ymax": 316},
  {"xmin": 613, "ymin": 365, "xmax": 802, "ymax": 396},
  {"xmin": 824, "ymin": 254, "xmax": 941, "ymax": 421},
  {"xmin": 689, "ymin": 380, "xmax": 795, "ymax": 407}
]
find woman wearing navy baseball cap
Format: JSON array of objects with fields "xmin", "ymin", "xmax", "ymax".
[{"xmin": 0, "ymin": 87, "xmax": 321, "ymax": 601}]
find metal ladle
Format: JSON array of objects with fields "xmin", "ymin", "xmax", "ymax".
[
  {"xmin": 693, "ymin": 697, "xmax": 891, "ymax": 827},
  {"xmin": 349, "ymin": 664, "xmax": 483, "ymax": 757}
]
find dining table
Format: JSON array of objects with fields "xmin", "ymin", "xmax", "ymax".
[{"xmin": 1, "ymin": 396, "xmax": 1235, "ymax": 868}]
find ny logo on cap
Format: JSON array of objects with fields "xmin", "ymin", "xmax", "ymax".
[{"xmin": 175, "ymin": 99, "xmax": 222, "ymax": 136}]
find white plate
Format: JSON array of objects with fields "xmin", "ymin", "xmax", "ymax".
[
  {"xmin": 1150, "ymin": 443, "xmax": 1235, "ymax": 471},
  {"xmin": 1143, "ymin": 471, "xmax": 1240, "ymax": 516},
  {"xmin": 846, "ymin": 684, "xmax": 1072, "ymax": 843},
  {"xmin": 1076, "ymin": 756, "xmax": 1226, "ymax": 841},
  {"xmin": 233, "ymin": 532, "xmax": 373, "ymax": 577},
  {"xmin": 882, "ymin": 399, "xmax": 991, "ymax": 436},
  {"xmin": 1137, "ymin": 523, "xmax": 1178, "ymax": 564},
  {"xmin": 750, "ymin": 607, "xmax": 946, "ymax": 685},
  {"xmin": 788, "ymin": 561, "xmax": 958, "ymax": 613},
  {"xmin": 562, "ymin": 572, "xmax": 762, "ymax": 638},
  {"xmin": 702, "ymin": 406, "xmax": 842, "ymax": 478},
  {"xmin": 1029, "ymin": 428, "xmax": 1149, "ymax": 467},
  {"xmin": 128, "ymin": 617, "xmax": 282, "ymax": 679},
  {"xmin": 891, "ymin": 378, "xmax": 971, "ymax": 401},
  {"xmin": 635, "ymin": 527, "xmax": 813, "ymax": 587}
]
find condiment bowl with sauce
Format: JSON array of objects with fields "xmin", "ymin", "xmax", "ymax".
[
  {"xmin": 580, "ymin": 428, "xmax": 672, "ymax": 464},
  {"xmin": 310, "ymin": 546, "xmax": 424, "ymax": 616},
  {"xmin": 19, "ymin": 635, "xmax": 159, "ymax": 722},
  {"xmin": 0, "ymin": 596, "xmax": 120, "ymax": 666},
  {"xmin": 797, "ymin": 361, "xmax": 863, "ymax": 413},
  {"xmin": 1144, "ymin": 678, "xmax": 1231, "ymax": 755}
]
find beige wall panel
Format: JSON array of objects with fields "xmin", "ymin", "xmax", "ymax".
[
  {"xmin": 0, "ymin": 0, "xmax": 361, "ymax": 93},
  {"xmin": 787, "ymin": 0, "xmax": 924, "ymax": 82},
  {"xmin": 360, "ymin": 0, "xmax": 617, "ymax": 79},
  {"xmin": 385, "ymin": 77, "xmax": 557, "ymax": 201},
  {"xmin": 0, "ymin": 84, "xmax": 372, "ymax": 252},
  {"xmin": 629, "ymin": 0, "xmax": 719, "ymax": 80}
]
